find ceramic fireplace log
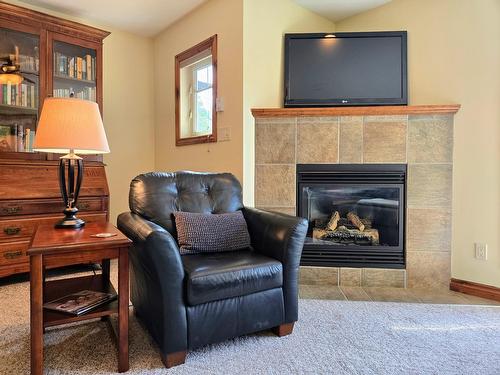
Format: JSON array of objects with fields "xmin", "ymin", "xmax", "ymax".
[
  {"xmin": 326, "ymin": 211, "xmax": 340, "ymax": 231},
  {"xmin": 347, "ymin": 212, "xmax": 365, "ymax": 232}
]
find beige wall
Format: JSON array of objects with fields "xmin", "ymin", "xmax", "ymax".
[
  {"xmin": 102, "ymin": 32, "xmax": 155, "ymax": 223},
  {"xmin": 242, "ymin": 0, "xmax": 335, "ymax": 205},
  {"xmin": 5, "ymin": 1, "xmax": 156, "ymax": 223},
  {"xmin": 336, "ymin": 0, "xmax": 500, "ymax": 287},
  {"xmin": 153, "ymin": 0, "xmax": 244, "ymax": 181}
]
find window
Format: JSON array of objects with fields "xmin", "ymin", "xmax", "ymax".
[{"xmin": 175, "ymin": 35, "xmax": 217, "ymax": 146}]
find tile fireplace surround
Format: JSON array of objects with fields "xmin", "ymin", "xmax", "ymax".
[{"xmin": 252, "ymin": 105, "xmax": 461, "ymax": 289}]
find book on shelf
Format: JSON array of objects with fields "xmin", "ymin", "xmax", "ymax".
[
  {"xmin": 25, "ymin": 128, "xmax": 35, "ymax": 152},
  {"xmin": 43, "ymin": 289, "xmax": 117, "ymax": 316},
  {"xmin": 69, "ymin": 57, "xmax": 75, "ymax": 78},
  {"xmin": 86, "ymin": 54, "xmax": 93, "ymax": 82},
  {"xmin": 76, "ymin": 56, "xmax": 82, "ymax": 80},
  {"xmin": 16, "ymin": 124, "xmax": 24, "ymax": 151},
  {"xmin": 82, "ymin": 57, "xmax": 87, "ymax": 80}
]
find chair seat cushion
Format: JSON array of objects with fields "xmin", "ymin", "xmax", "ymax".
[{"xmin": 182, "ymin": 249, "xmax": 283, "ymax": 306}]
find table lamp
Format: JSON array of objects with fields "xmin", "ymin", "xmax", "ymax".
[{"xmin": 33, "ymin": 97, "xmax": 110, "ymax": 228}]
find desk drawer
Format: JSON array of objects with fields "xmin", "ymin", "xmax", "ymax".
[
  {"xmin": 0, "ymin": 241, "xmax": 29, "ymax": 266},
  {"xmin": 0, "ymin": 198, "xmax": 105, "ymax": 217},
  {"xmin": 0, "ymin": 213, "xmax": 107, "ymax": 241}
]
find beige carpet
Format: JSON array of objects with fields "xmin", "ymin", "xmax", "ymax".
[{"xmin": 1, "ymin": 266, "xmax": 500, "ymax": 374}]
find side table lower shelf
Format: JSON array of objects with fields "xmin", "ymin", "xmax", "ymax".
[{"xmin": 44, "ymin": 274, "xmax": 118, "ymax": 328}]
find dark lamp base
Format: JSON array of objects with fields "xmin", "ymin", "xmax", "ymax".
[{"xmin": 55, "ymin": 207, "xmax": 86, "ymax": 229}]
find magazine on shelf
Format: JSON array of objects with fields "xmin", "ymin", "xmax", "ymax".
[{"xmin": 43, "ymin": 290, "xmax": 117, "ymax": 316}]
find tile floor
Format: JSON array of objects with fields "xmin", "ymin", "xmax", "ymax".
[{"xmin": 299, "ymin": 284, "xmax": 500, "ymax": 305}]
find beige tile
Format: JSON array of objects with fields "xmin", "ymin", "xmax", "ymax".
[
  {"xmin": 256, "ymin": 117, "xmax": 296, "ymax": 124},
  {"xmin": 297, "ymin": 117, "xmax": 339, "ymax": 163},
  {"xmin": 406, "ymin": 251, "xmax": 451, "ymax": 289},
  {"xmin": 298, "ymin": 116, "xmax": 339, "ymax": 123},
  {"xmin": 300, "ymin": 266, "xmax": 339, "ymax": 286},
  {"xmin": 339, "ymin": 116, "xmax": 363, "ymax": 163},
  {"xmin": 255, "ymin": 165, "xmax": 295, "ymax": 207},
  {"xmin": 408, "ymin": 115, "xmax": 453, "ymax": 163},
  {"xmin": 363, "ymin": 120, "xmax": 407, "ymax": 162},
  {"xmin": 363, "ymin": 287, "xmax": 421, "ymax": 303},
  {"xmin": 339, "ymin": 268, "xmax": 361, "ymax": 286},
  {"xmin": 255, "ymin": 120, "xmax": 295, "ymax": 164},
  {"xmin": 407, "ymin": 164, "xmax": 453, "ymax": 207},
  {"xmin": 410, "ymin": 288, "xmax": 476, "ymax": 304},
  {"xmin": 458, "ymin": 293, "xmax": 500, "ymax": 306},
  {"xmin": 340, "ymin": 286, "xmax": 372, "ymax": 301},
  {"xmin": 362, "ymin": 268, "xmax": 406, "ymax": 288},
  {"xmin": 256, "ymin": 207, "xmax": 296, "ymax": 216},
  {"xmin": 299, "ymin": 285, "xmax": 346, "ymax": 300},
  {"xmin": 364, "ymin": 115, "xmax": 408, "ymax": 122},
  {"xmin": 407, "ymin": 208, "xmax": 452, "ymax": 251}
]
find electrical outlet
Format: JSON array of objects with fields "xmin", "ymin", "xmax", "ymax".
[
  {"xmin": 218, "ymin": 127, "xmax": 230, "ymax": 141},
  {"xmin": 474, "ymin": 243, "xmax": 488, "ymax": 260}
]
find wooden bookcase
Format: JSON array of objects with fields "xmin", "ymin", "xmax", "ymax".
[{"xmin": 0, "ymin": 3, "xmax": 110, "ymax": 278}]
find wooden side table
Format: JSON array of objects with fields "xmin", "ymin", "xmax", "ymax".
[{"xmin": 28, "ymin": 222, "xmax": 132, "ymax": 375}]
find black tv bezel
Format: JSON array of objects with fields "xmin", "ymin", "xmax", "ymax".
[{"xmin": 284, "ymin": 31, "xmax": 408, "ymax": 107}]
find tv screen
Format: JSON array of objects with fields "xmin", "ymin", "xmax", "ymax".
[{"xmin": 284, "ymin": 31, "xmax": 407, "ymax": 107}]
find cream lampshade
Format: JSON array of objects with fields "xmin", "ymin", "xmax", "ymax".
[
  {"xmin": 33, "ymin": 97, "xmax": 109, "ymax": 154},
  {"xmin": 33, "ymin": 97, "xmax": 110, "ymax": 228}
]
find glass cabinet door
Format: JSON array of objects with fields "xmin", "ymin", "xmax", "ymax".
[
  {"xmin": 0, "ymin": 26, "xmax": 40, "ymax": 153},
  {"xmin": 48, "ymin": 33, "xmax": 102, "ymax": 162},
  {"xmin": 52, "ymin": 40, "xmax": 97, "ymax": 102}
]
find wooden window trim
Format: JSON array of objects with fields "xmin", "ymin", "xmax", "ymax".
[{"xmin": 175, "ymin": 35, "xmax": 217, "ymax": 146}]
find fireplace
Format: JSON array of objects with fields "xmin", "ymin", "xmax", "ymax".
[{"xmin": 297, "ymin": 164, "xmax": 406, "ymax": 269}]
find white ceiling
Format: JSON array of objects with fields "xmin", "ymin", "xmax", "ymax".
[
  {"xmin": 19, "ymin": 0, "xmax": 208, "ymax": 37},
  {"xmin": 17, "ymin": 0, "xmax": 391, "ymax": 38},
  {"xmin": 294, "ymin": 0, "xmax": 392, "ymax": 22}
]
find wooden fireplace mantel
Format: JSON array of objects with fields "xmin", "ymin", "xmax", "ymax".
[{"xmin": 251, "ymin": 104, "xmax": 461, "ymax": 118}]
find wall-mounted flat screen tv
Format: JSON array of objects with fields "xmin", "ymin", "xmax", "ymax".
[{"xmin": 284, "ymin": 31, "xmax": 407, "ymax": 107}]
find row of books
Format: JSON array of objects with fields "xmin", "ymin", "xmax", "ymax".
[
  {"xmin": 0, "ymin": 82, "xmax": 38, "ymax": 109},
  {"xmin": 53, "ymin": 87, "xmax": 96, "ymax": 102},
  {"xmin": 10, "ymin": 53, "xmax": 40, "ymax": 73},
  {"xmin": 54, "ymin": 52, "xmax": 96, "ymax": 81},
  {"xmin": 0, "ymin": 124, "xmax": 36, "ymax": 152}
]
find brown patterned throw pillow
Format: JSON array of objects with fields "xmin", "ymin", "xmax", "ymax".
[{"xmin": 173, "ymin": 211, "xmax": 251, "ymax": 255}]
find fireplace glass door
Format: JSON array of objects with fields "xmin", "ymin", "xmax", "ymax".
[{"xmin": 301, "ymin": 184, "xmax": 403, "ymax": 247}]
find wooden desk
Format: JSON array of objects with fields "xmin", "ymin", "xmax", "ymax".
[{"xmin": 28, "ymin": 222, "xmax": 131, "ymax": 374}]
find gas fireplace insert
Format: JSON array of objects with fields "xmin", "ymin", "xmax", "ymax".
[{"xmin": 297, "ymin": 164, "xmax": 406, "ymax": 268}]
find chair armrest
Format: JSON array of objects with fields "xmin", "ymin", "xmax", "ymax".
[
  {"xmin": 117, "ymin": 212, "xmax": 187, "ymax": 354},
  {"xmin": 242, "ymin": 207, "xmax": 307, "ymax": 264},
  {"xmin": 117, "ymin": 211, "xmax": 169, "ymax": 242},
  {"xmin": 242, "ymin": 207, "xmax": 307, "ymax": 323}
]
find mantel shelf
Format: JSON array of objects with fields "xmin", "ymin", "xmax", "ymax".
[{"xmin": 251, "ymin": 104, "xmax": 461, "ymax": 118}]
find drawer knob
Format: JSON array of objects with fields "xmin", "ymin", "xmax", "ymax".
[
  {"xmin": 79, "ymin": 202, "xmax": 90, "ymax": 210},
  {"xmin": 3, "ymin": 227, "xmax": 21, "ymax": 235},
  {"xmin": 4, "ymin": 250, "xmax": 22, "ymax": 260},
  {"xmin": 3, "ymin": 206, "xmax": 22, "ymax": 215}
]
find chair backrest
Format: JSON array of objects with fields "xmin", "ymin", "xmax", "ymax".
[{"xmin": 129, "ymin": 171, "xmax": 244, "ymax": 234}]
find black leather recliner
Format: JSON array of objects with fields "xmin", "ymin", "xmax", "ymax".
[{"xmin": 117, "ymin": 172, "xmax": 307, "ymax": 368}]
